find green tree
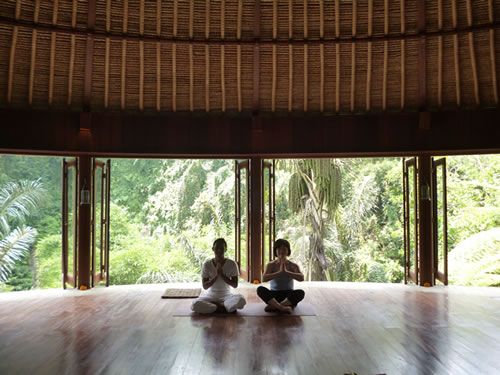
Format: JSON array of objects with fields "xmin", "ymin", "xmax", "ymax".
[
  {"xmin": 0, "ymin": 180, "xmax": 45, "ymax": 283},
  {"xmin": 285, "ymin": 159, "xmax": 342, "ymax": 280}
]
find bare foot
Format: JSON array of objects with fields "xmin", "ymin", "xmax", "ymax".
[
  {"xmin": 280, "ymin": 305, "xmax": 293, "ymax": 314},
  {"xmin": 265, "ymin": 305, "xmax": 277, "ymax": 312}
]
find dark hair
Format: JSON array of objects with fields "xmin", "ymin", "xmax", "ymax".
[
  {"xmin": 213, "ymin": 238, "xmax": 227, "ymax": 249},
  {"xmin": 273, "ymin": 239, "xmax": 291, "ymax": 257}
]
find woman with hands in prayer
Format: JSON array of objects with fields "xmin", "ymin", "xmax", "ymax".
[{"xmin": 257, "ymin": 239, "xmax": 305, "ymax": 313}]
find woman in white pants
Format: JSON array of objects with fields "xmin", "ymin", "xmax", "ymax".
[{"xmin": 191, "ymin": 238, "xmax": 246, "ymax": 314}]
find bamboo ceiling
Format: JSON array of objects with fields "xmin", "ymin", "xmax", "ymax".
[{"xmin": 0, "ymin": 0, "xmax": 499, "ymax": 114}]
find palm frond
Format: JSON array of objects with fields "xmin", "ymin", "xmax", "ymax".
[
  {"xmin": 0, "ymin": 180, "xmax": 45, "ymax": 234},
  {"xmin": 0, "ymin": 226, "xmax": 38, "ymax": 282},
  {"xmin": 448, "ymin": 228, "xmax": 500, "ymax": 286}
]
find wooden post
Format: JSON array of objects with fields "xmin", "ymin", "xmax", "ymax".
[
  {"xmin": 250, "ymin": 157, "xmax": 263, "ymax": 282},
  {"xmin": 418, "ymin": 154, "xmax": 434, "ymax": 286},
  {"xmin": 77, "ymin": 154, "xmax": 92, "ymax": 289}
]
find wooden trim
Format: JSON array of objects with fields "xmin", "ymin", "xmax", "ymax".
[
  {"xmin": 335, "ymin": 0, "xmax": 340, "ymax": 38},
  {"xmin": 48, "ymin": 1, "xmax": 58, "ymax": 106},
  {"xmin": 466, "ymin": 0, "xmax": 479, "ymax": 105},
  {"xmin": 1, "ymin": 109, "xmax": 500, "ymax": 157},
  {"xmin": 237, "ymin": 0, "xmax": 242, "ymax": 40},
  {"xmin": 438, "ymin": 36, "xmax": 442, "ymax": 107},
  {"xmin": 352, "ymin": 0, "xmax": 357, "ymax": 37}
]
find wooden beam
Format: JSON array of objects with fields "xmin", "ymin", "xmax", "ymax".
[
  {"xmin": 320, "ymin": 0, "xmax": 324, "ymax": 112},
  {"xmin": 48, "ymin": 0, "xmax": 58, "ymax": 106},
  {"xmin": 121, "ymin": 0, "xmax": 127, "ymax": 112},
  {"xmin": 2, "ymin": 17, "xmax": 499, "ymax": 47},
  {"xmin": 29, "ymin": 1, "xmax": 40, "ymax": 106},
  {"xmin": 466, "ymin": 0, "xmax": 480, "ymax": 105},
  {"xmin": 2, "ymin": 108, "xmax": 500, "ymax": 157},
  {"xmin": 205, "ymin": 0, "xmax": 210, "ymax": 112},
  {"xmin": 367, "ymin": 0, "xmax": 373, "ymax": 112},
  {"xmin": 7, "ymin": 0, "xmax": 21, "ymax": 104},
  {"xmin": 272, "ymin": 0, "xmax": 277, "ymax": 112},
  {"xmin": 417, "ymin": 0, "xmax": 426, "ymax": 110},
  {"xmin": 156, "ymin": 0, "xmax": 161, "ymax": 112},
  {"xmin": 237, "ymin": 0, "xmax": 242, "ymax": 112},
  {"xmin": 84, "ymin": 0, "xmax": 96, "ymax": 111},
  {"xmin": 221, "ymin": 0, "xmax": 226, "ymax": 112},
  {"xmin": 351, "ymin": 44, "xmax": 356, "ymax": 112},
  {"xmin": 253, "ymin": 0, "xmax": 261, "ymax": 113},
  {"xmin": 452, "ymin": 0, "xmax": 461, "ymax": 106},
  {"xmin": 139, "ymin": 0, "xmax": 144, "ymax": 111},
  {"xmin": 68, "ymin": 0, "xmax": 77, "ymax": 106},
  {"xmin": 489, "ymin": 0, "xmax": 498, "ymax": 104},
  {"xmin": 189, "ymin": 0, "xmax": 194, "ymax": 112},
  {"xmin": 288, "ymin": 0, "xmax": 293, "ymax": 112}
]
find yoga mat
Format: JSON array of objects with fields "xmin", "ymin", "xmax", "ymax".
[
  {"xmin": 162, "ymin": 288, "xmax": 201, "ymax": 299},
  {"xmin": 172, "ymin": 301, "xmax": 316, "ymax": 316}
]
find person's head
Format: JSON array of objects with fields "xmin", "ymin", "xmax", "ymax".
[
  {"xmin": 212, "ymin": 238, "xmax": 227, "ymax": 258},
  {"xmin": 273, "ymin": 239, "xmax": 291, "ymax": 259}
]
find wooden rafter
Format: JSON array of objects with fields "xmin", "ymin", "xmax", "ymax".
[
  {"xmin": 237, "ymin": 0, "xmax": 242, "ymax": 112},
  {"xmin": 205, "ymin": 0, "xmax": 210, "ymax": 112},
  {"xmin": 401, "ymin": 0, "xmax": 405, "ymax": 110},
  {"xmin": 304, "ymin": 0, "xmax": 308, "ymax": 112},
  {"xmin": 288, "ymin": 0, "xmax": 293, "ymax": 112},
  {"xmin": 335, "ymin": 0, "xmax": 340, "ymax": 113},
  {"xmin": 68, "ymin": 0, "xmax": 77, "ymax": 106},
  {"xmin": 488, "ymin": 0, "xmax": 498, "ymax": 104},
  {"xmin": 29, "ymin": 0, "xmax": 41, "ymax": 106},
  {"xmin": 383, "ymin": 0, "xmax": 389, "ymax": 111},
  {"xmin": 156, "ymin": 0, "xmax": 161, "ymax": 112},
  {"xmin": 466, "ymin": 0, "xmax": 480, "ymax": 105},
  {"xmin": 121, "ymin": 0, "xmax": 128, "ymax": 110},
  {"xmin": 7, "ymin": 0, "xmax": 21, "ymax": 104},
  {"xmin": 351, "ymin": 0, "xmax": 357, "ymax": 112},
  {"xmin": 189, "ymin": 0, "xmax": 194, "ymax": 112},
  {"xmin": 104, "ymin": 0, "xmax": 110, "ymax": 109},
  {"xmin": 84, "ymin": 0, "xmax": 96, "ymax": 110},
  {"xmin": 417, "ymin": 0, "xmax": 426, "ymax": 110},
  {"xmin": 320, "ymin": 0, "xmax": 324, "ymax": 112},
  {"xmin": 221, "ymin": 0, "xmax": 226, "ymax": 112},
  {"xmin": 139, "ymin": 0, "xmax": 144, "ymax": 111},
  {"xmin": 253, "ymin": 0, "xmax": 260, "ymax": 113},
  {"xmin": 272, "ymin": 0, "xmax": 277, "ymax": 112},
  {"xmin": 437, "ymin": 0, "xmax": 443, "ymax": 108},
  {"xmin": 173, "ymin": 0, "xmax": 178, "ymax": 112},
  {"xmin": 452, "ymin": 0, "xmax": 461, "ymax": 106},
  {"xmin": 366, "ymin": 0, "xmax": 373, "ymax": 111},
  {"xmin": 49, "ymin": 0, "xmax": 59, "ymax": 106}
]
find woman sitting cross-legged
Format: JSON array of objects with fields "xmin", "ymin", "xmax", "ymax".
[
  {"xmin": 191, "ymin": 238, "xmax": 247, "ymax": 314},
  {"xmin": 257, "ymin": 239, "xmax": 305, "ymax": 314}
]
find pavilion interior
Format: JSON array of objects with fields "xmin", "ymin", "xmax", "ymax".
[{"xmin": 1, "ymin": 0, "xmax": 500, "ymax": 374}]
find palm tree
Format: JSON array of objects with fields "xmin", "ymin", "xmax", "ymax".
[
  {"xmin": 0, "ymin": 180, "xmax": 45, "ymax": 283},
  {"xmin": 286, "ymin": 159, "xmax": 342, "ymax": 280}
]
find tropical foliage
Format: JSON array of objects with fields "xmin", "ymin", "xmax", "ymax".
[{"xmin": 0, "ymin": 154, "xmax": 498, "ymax": 291}]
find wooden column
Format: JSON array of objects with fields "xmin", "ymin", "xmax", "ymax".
[
  {"xmin": 250, "ymin": 157, "xmax": 263, "ymax": 282},
  {"xmin": 418, "ymin": 155, "xmax": 434, "ymax": 286},
  {"xmin": 77, "ymin": 155, "xmax": 92, "ymax": 289}
]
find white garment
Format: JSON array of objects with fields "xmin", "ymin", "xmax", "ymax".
[{"xmin": 191, "ymin": 258, "xmax": 246, "ymax": 314}]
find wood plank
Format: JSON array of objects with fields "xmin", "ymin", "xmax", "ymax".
[{"xmin": 1, "ymin": 283, "xmax": 500, "ymax": 374}]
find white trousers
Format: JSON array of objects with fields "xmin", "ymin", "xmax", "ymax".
[{"xmin": 191, "ymin": 293, "xmax": 246, "ymax": 314}]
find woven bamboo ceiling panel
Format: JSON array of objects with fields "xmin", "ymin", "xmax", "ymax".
[{"xmin": 0, "ymin": 0, "xmax": 499, "ymax": 114}]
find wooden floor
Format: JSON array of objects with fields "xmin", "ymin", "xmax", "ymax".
[{"xmin": 1, "ymin": 282, "xmax": 500, "ymax": 375}]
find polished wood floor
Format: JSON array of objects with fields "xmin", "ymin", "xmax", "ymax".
[{"xmin": 1, "ymin": 282, "xmax": 500, "ymax": 375}]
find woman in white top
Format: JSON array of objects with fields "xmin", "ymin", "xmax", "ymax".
[{"xmin": 191, "ymin": 238, "xmax": 247, "ymax": 314}]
